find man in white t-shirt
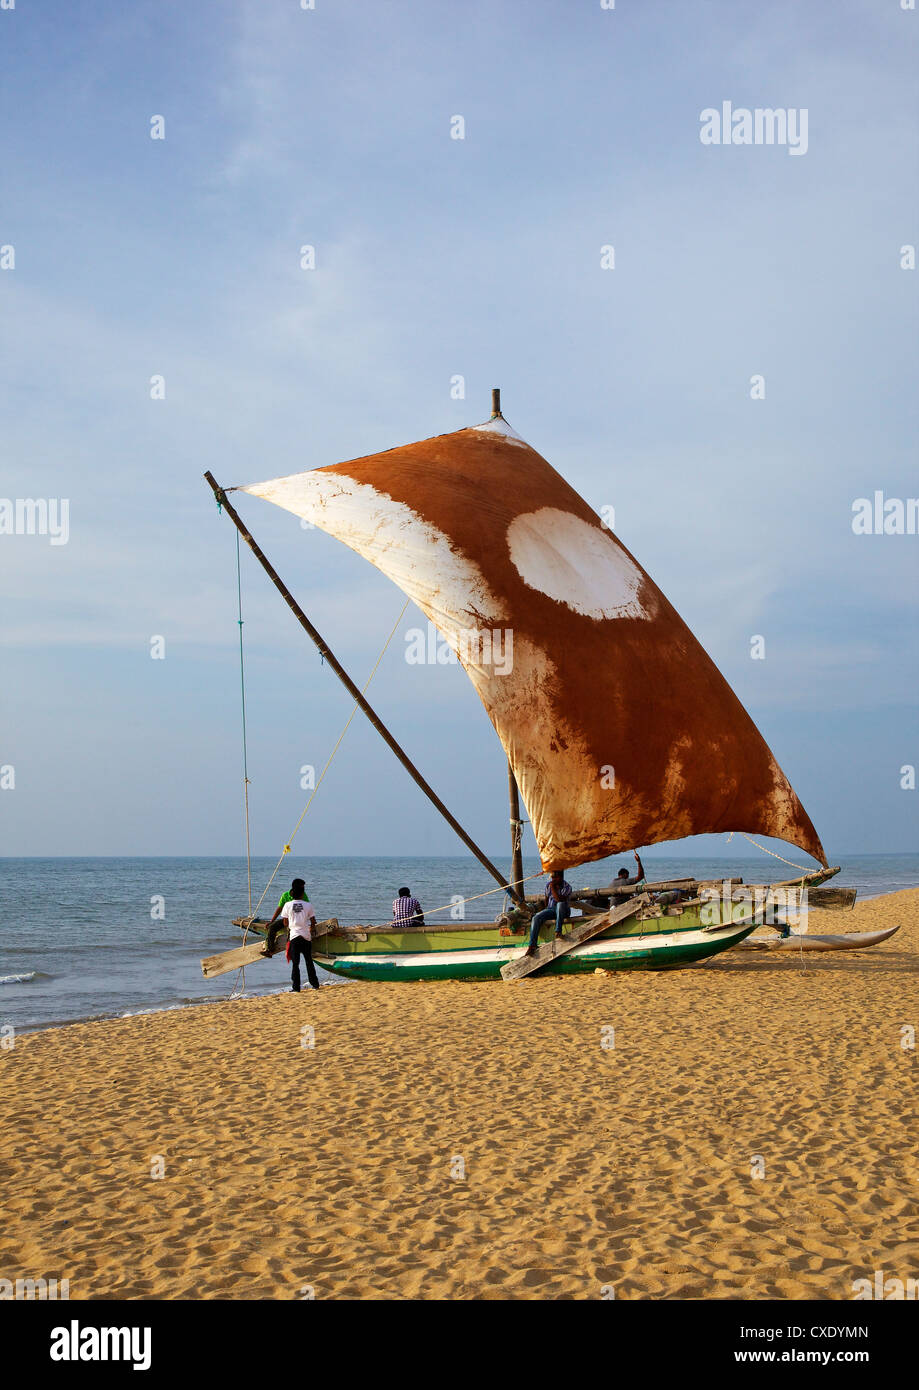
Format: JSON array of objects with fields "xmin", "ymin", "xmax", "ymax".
[{"xmin": 281, "ymin": 894, "xmax": 320, "ymax": 992}]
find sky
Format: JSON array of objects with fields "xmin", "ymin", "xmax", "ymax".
[{"xmin": 1, "ymin": 0, "xmax": 917, "ymax": 865}]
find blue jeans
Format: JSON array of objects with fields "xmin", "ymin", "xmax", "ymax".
[{"xmin": 529, "ymin": 900, "xmax": 570, "ymax": 948}]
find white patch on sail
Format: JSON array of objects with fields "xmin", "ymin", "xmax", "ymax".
[
  {"xmin": 470, "ymin": 418, "xmax": 530, "ymax": 447},
  {"xmin": 243, "ymin": 472, "xmax": 509, "ymax": 624},
  {"xmin": 506, "ymin": 508, "xmax": 649, "ymax": 620}
]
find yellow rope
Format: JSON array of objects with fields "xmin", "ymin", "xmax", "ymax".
[
  {"xmin": 726, "ymin": 831, "xmax": 810, "ymax": 874},
  {"xmin": 726, "ymin": 831, "xmax": 814, "ymax": 971},
  {"xmin": 243, "ymin": 779, "xmax": 252, "ymax": 915}
]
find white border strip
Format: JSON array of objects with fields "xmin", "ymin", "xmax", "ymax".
[{"xmin": 316, "ymin": 923, "xmax": 743, "ymax": 971}]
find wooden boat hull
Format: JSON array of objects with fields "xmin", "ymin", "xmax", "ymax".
[
  {"xmin": 229, "ymin": 868, "xmax": 837, "ymax": 982},
  {"xmin": 738, "ymin": 925, "xmax": 900, "ymax": 953},
  {"xmin": 313, "ymin": 919, "xmax": 757, "ymax": 981}
]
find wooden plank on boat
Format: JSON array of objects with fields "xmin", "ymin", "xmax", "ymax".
[
  {"xmin": 203, "ymin": 918, "xmax": 339, "ymax": 978},
  {"xmin": 522, "ymin": 878, "xmax": 695, "ymax": 908},
  {"xmin": 723, "ymin": 884, "xmax": 856, "ymax": 911},
  {"xmin": 804, "ymin": 886, "xmax": 857, "ymax": 910},
  {"xmin": 499, "ymin": 894, "xmax": 650, "ymax": 982},
  {"xmin": 202, "ymin": 939, "xmax": 278, "ymax": 978}
]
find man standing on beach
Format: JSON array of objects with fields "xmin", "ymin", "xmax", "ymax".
[
  {"xmin": 262, "ymin": 877, "xmax": 310, "ymax": 956},
  {"xmin": 525, "ymin": 869, "xmax": 572, "ymax": 956},
  {"xmin": 281, "ymin": 891, "xmax": 320, "ymax": 992}
]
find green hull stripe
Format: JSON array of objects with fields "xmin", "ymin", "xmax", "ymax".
[{"xmin": 315, "ymin": 925, "xmax": 756, "ymax": 982}]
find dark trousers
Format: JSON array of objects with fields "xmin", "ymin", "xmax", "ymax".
[
  {"xmin": 290, "ymin": 936, "xmax": 320, "ymax": 991},
  {"xmin": 529, "ymin": 900, "xmax": 571, "ymax": 949}
]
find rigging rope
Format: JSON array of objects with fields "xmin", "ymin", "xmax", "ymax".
[
  {"xmin": 247, "ymin": 597, "xmax": 413, "ymax": 922},
  {"xmin": 229, "ymin": 595, "xmax": 413, "ymax": 996},
  {"xmin": 395, "ymin": 868, "xmax": 547, "ymax": 924},
  {"xmin": 726, "ymin": 831, "xmax": 810, "ymax": 874},
  {"xmin": 236, "ymin": 531, "xmax": 253, "ymax": 917},
  {"xmin": 726, "ymin": 831, "xmax": 811, "ymax": 970}
]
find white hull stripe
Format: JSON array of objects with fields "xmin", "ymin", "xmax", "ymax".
[{"xmin": 315, "ymin": 924, "xmax": 740, "ymax": 971}]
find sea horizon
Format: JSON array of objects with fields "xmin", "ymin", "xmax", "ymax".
[{"xmin": 4, "ymin": 850, "xmax": 917, "ymax": 860}]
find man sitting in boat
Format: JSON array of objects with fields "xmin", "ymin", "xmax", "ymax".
[
  {"xmin": 524, "ymin": 870, "xmax": 573, "ymax": 956},
  {"xmin": 610, "ymin": 851, "xmax": 646, "ymax": 898},
  {"xmin": 392, "ymin": 887, "xmax": 425, "ymax": 927},
  {"xmin": 262, "ymin": 876, "xmax": 310, "ymax": 956}
]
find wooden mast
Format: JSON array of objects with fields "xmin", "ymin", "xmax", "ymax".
[
  {"xmin": 204, "ymin": 470, "xmax": 514, "ymax": 896},
  {"xmin": 507, "ymin": 763, "xmax": 525, "ymax": 905},
  {"xmin": 492, "ymin": 386, "xmax": 525, "ymax": 909}
]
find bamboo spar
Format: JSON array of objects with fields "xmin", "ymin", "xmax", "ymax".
[
  {"xmin": 507, "ymin": 763, "xmax": 525, "ymax": 905},
  {"xmin": 204, "ymin": 471, "xmax": 514, "ymax": 895}
]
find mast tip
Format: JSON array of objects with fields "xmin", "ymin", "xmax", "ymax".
[{"xmin": 490, "ymin": 387, "xmax": 501, "ymax": 418}]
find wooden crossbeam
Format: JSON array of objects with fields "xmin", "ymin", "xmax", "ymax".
[
  {"xmin": 230, "ymin": 916, "xmax": 339, "ymax": 938},
  {"xmin": 232, "ymin": 916, "xmax": 507, "ymax": 938},
  {"xmin": 797, "ymin": 885, "xmax": 857, "ymax": 910},
  {"xmin": 521, "ymin": 878, "xmax": 696, "ymax": 908},
  {"xmin": 500, "ymin": 895, "xmax": 650, "ymax": 982}
]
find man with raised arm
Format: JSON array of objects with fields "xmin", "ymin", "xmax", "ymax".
[{"xmin": 610, "ymin": 851, "xmax": 646, "ymax": 897}]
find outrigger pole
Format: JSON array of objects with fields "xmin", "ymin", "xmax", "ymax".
[{"xmin": 204, "ymin": 470, "xmax": 523, "ymax": 903}]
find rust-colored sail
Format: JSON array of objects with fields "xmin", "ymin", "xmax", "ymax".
[{"xmin": 241, "ymin": 417, "xmax": 826, "ymax": 870}]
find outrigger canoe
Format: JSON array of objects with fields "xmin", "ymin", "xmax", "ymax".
[
  {"xmin": 210, "ymin": 869, "xmax": 843, "ymax": 983},
  {"xmin": 222, "ymin": 910, "xmax": 757, "ymax": 981}
]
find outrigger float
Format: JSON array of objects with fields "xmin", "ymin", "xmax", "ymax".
[{"xmin": 201, "ymin": 392, "xmax": 892, "ymax": 984}]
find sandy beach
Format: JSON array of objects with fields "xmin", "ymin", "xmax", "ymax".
[{"xmin": 1, "ymin": 887, "xmax": 916, "ymax": 1301}]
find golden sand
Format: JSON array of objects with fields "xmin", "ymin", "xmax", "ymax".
[{"xmin": 1, "ymin": 888, "xmax": 916, "ymax": 1301}]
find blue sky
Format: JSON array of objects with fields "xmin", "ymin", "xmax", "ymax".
[{"xmin": 1, "ymin": 0, "xmax": 916, "ymax": 863}]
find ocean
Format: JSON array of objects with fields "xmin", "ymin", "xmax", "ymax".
[{"xmin": 1, "ymin": 854, "xmax": 916, "ymax": 1033}]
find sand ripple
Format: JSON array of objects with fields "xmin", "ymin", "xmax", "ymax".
[{"xmin": 0, "ymin": 887, "xmax": 916, "ymax": 1299}]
